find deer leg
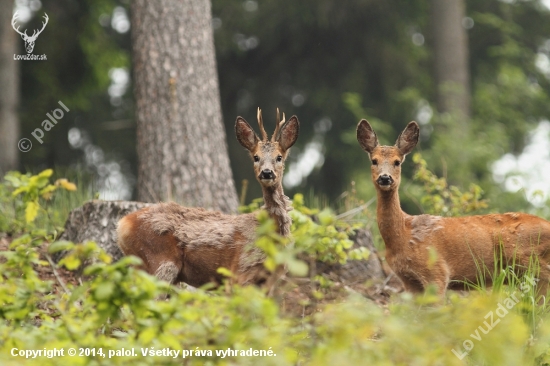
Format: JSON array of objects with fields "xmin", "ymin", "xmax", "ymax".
[
  {"xmin": 151, "ymin": 261, "xmax": 181, "ymax": 300},
  {"xmin": 154, "ymin": 261, "xmax": 180, "ymax": 284},
  {"xmin": 532, "ymin": 262, "xmax": 550, "ymax": 301},
  {"xmin": 425, "ymin": 262, "xmax": 451, "ymax": 297},
  {"xmin": 398, "ymin": 272, "xmax": 425, "ymax": 293},
  {"xmin": 510, "ymin": 253, "xmax": 550, "ymax": 298},
  {"xmin": 433, "ymin": 277, "xmax": 450, "ymax": 297},
  {"xmin": 502, "ymin": 253, "xmax": 550, "ymax": 304}
]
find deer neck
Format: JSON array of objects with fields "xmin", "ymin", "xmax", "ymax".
[
  {"xmin": 261, "ymin": 184, "xmax": 292, "ymax": 237},
  {"xmin": 376, "ymin": 188, "xmax": 407, "ymax": 250}
]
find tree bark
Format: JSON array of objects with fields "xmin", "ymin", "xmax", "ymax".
[
  {"xmin": 0, "ymin": 1, "xmax": 20, "ymax": 175},
  {"xmin": 431, "ymin": 0, "xmax": 471, "ymax": 121},
  {"xmin": 131, "ymin": 0, "xmax": 238, "ymax": 213}
]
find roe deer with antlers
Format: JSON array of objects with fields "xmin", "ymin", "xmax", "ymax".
[
  {"xmin": 356, "ymin": 120, "xmax": 550, "ymax": 296},
  {"xmin": 117, "ymin": 109, "xmax": 299, "ymax": 287}
]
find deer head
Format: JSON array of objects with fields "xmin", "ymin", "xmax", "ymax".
[
  {"xmin": 357, "ymin": 120, "xmax": 419, "ymax": 192},
  {"xmin": 12, "ymin": 12, "xmax": 49, "ymax": 54},
  {"xmin": 236, "ymin": 108, "xmax": 299, "ymax": 188}
]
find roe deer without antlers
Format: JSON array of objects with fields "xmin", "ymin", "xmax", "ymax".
[
  {"xmin": 117, "ymin": 109, "xmax": 299, "ymax": 287},
  {"xmin": 356, "ymin": 119, "xmax": 550, "ymax": 296}
]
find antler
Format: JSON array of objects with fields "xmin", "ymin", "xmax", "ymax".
[
  {"xmin": 256, "ymin": 107, "xmax": 268, "ymax": 141},
  {"xmin": 11, "ymin": 12, "xmax": 27, "ymax": 37},
  {"xmin": 271, "ymin": 108, "xmax": 286, "ymax": 142}
]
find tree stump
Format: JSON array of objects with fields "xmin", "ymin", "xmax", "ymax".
[{"xmin": 315, "ymin": 228, "xmax": 386, "ymax": 284}]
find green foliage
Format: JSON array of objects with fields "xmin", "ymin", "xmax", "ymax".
[
  {"xmin": 240, "ymin": 193, "xmax": 370, "ymax": 277},
  {"xmin": 290, "ymin": 193, "xmax": 369, "ymax": 265},
  {"xmin": 0, "ymin": 233, "xmax": 54, "ymax": 323},
  {"xmin": 15, "ymin": 0, "xmax": 550, "ymax": 213},
  {"xmin": 253, "ymin": 210, "xmax": 308, "ymax": 277},
  {"xmin": 0, "ymin": 170, "xmax": 77, "ymax": 234},
  {"xmin": 213, "ymin": 0, "xmax": 431, "ymax": 201},
  {"xmin": 1, "ymin": 178, "xmax": 550, "ymax": 365},
  {"xmin": 342, "ymin": 93, "xmax": 395, "ymax": 142},
  {"xmin": 2, "ymin": 239, "xmax": 550, "ymax": 365},
  {"xmin": 411, "ymin": 153, "xmax": 489, "ymax": 216}
]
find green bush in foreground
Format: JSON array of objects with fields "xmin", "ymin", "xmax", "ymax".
[
  {"xmin": 1, "ymin": 236, "xmax": 550, "ymax": 365},
  {"xmin": 1, "ymin": 170, "xmax": 550, "ymax": 365}
]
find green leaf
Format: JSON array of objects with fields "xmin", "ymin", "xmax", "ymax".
[
  {"xmin": 37, "ymin": 169, "xmax": 54, "ymax": 179},
  {"xmin": 94, "ymin": 282, "xmax": 115, "ymax": 300},
  {"xmin": 9, "ymin": 233, "xmax": 32, "ymax": 248},
  {"xmin": 30, "ymin": 175, "xmax": 50, "ymax": 189},
  {"xmin": 318, "ymin": 209, "xmax": 335, "ymax": 226},
  {"xmin": 39, "ymin": 185, "xmax": 57, "ymax": 199},
  {"xmin": 11, "ymin": 186, "xmax": 27, "ymax": 197},
  {"xmin": 287, "ymin": 259, "xmax": 308, "ymax": 277},
  {"xmin": 97, "ymin": 250, "xmax": 112, "ymax": 264},
  {"xmin": 116, "ymin": 256, "xmax": 142, "ymax": 267},
  {"xmin": 48, "ymin": 241, "xmax": 75, "ymax": 254},
  {"xmin": 217, "ymin": 267, "xmax": 234, "ymax": 278},
  {"xmin": 25, "ymin": 201, "xmax": 40, "ymax": 223},
  {"xmin": 59, "ymin": 255, "xmax": 81, "ymax": 270},
  {"xmin": 68, "ymin": 284, "xmax": 88, "ymax": 304},
  {"xmin": 83, "ymin": 263, "xmax": 106, "ymax": 275},
  {"xmin": 4, "ymin": 172, "xmax": 22, "ymax": 187}
]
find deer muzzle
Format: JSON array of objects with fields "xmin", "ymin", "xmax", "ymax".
[
  {"xmin": 259, "ymin": 169, "xmax": 275, "ymax": 180},
  {"xmin": 377, "ymin": 174, "xmax": 393, "ymax": 187}
]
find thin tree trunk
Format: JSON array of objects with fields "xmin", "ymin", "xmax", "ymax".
[
  {"xmin": 431, "ymin": 0, "xmax": 471, "ymax": 121},
  {"xmin": 0, "ymin": 0, "xmax": 20, "ymax": 175},
  {"xmin": 131, "ymin": 0, "xmax": 238, "ymax": 213}
]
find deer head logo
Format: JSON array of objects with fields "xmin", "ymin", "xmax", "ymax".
[{"xmin": 12, "ymin": 12, "xmax": 49, "ymax": 54}]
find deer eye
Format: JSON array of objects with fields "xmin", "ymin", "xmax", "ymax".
[
  {"xmin": 394, "ymin": 160, "xmax": 401, "ymax": 167},
  {"xmin": 371, "ymin": 159, "xmax": 378, "ymax": 166},
  {"xmin": 276, "ymin": 155, "xmax": 283, "ymax": 162},
  {"xmin": 253, "ymin": 155, "xmax": 260, "ymax": 162}
]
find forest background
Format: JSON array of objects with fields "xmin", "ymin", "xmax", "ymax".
[{"xmin": 1, "ymin": 0, "xmax": 550, "ymax": 216}]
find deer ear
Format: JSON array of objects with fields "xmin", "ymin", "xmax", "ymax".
[
  {"xmin": 278, "ymin": 116, "xmax": 299, "ymax": 151},
  {"xmin": 356, "ymin": 119, "xmax": 379, "ymax": 154},
  {"xmin": 396, "ymin": 121, "xmax": 419, "ymax": 155},
  {"xmin": 235, "ymin": 117, "xmax": 259, "ymax": 151}
]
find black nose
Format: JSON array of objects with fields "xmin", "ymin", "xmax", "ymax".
[
  {"xmin": 259, "ymin": 169, "xmax": 275, "ymax": 180},
  {"xmin": 377, "ymin": 174, "xmax": 393, "ymax": 186}
]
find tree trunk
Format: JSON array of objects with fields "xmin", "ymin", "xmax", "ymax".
[
  {"xmin": 0, "ymin": 0, "xmax": 20, "ymax": 176},
  {"xmin": 131, "ymin": 0, "xmax": 239, "ymax": 213},
  {"xmin": 431, "ymin": 0, "xmax": 471, "ymax": 121}
]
